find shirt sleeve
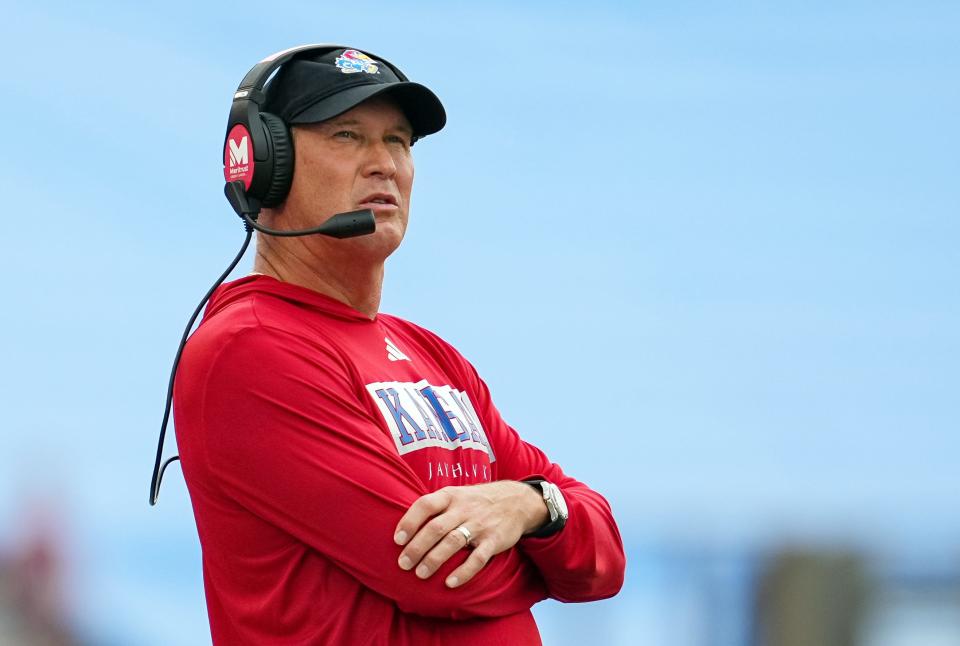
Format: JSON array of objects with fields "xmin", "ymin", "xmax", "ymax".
[
  {"xmin": 459, "ymin": 359, "xmax": 627, "ymax": 603},
  {"xmin": 180, "ymin": 324, "xmax": 547, "ymax": 620}
]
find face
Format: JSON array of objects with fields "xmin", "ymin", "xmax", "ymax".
[{"xmin": 275, "ymin": 97, "xmax": 415, "ymax": 260}]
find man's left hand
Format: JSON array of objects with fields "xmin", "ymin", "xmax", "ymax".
[{"xmin": 394, "ymin": 481, "xmax": 549, "ymax": 588}]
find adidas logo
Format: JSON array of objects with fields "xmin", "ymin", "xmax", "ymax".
[{"xmin": 385, "ymin": 337, "xmax": 410, "ymax": 362}]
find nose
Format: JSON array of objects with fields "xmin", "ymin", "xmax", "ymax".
[{"xmin": 362, "ymin": 140, "xmax": 398, "ymax": 179}]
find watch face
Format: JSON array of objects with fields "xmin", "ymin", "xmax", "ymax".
[{"xmin": 546, "ymin": 483, "xmax": 568, "ymax": 520}]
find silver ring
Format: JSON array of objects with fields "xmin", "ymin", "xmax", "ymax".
[{"xmin": 454, "ymin": 525, "xmax": 473, "ymax": 546}]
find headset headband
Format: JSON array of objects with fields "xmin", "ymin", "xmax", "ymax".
[{"xmin": 234, "ymin": 44, "xmax": 339, "ymax": 103}]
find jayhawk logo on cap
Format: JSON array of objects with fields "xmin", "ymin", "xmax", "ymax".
[{"xmin": 335, "ymin": 49, "xmax": 380, "ymax": 75}]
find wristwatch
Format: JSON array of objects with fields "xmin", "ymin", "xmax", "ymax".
[{"xmin": 522, "ymin": 479, "xmax": 568, "ymax": 538}]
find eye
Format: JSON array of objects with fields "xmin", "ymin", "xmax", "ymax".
[
  {"xmin": 333, "ymin": 130, "xmax": 359, "ymax": 140},
  {"xmin": 386, "ymin": 134, "xmax": 412, "ymax": 149}
]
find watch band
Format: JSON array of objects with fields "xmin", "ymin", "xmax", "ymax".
[{"xmin": 522, "ymin": 479, "xmax": 568, "ymax": 538}]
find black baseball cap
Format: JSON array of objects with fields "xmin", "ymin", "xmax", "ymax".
[{"xmin": 262, "ymin": 47, "xmax": 446, "ymax": 139}]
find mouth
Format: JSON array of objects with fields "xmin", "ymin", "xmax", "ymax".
[{"xmin": 358, "ymin": 193, "xmax": 399, "ymax": 212}]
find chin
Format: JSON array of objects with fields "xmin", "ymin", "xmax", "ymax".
[
  {"xmin": 345, "ymin": 227, "xmax": 404, "ymax": 261},
  {"xmin": 374, "ymin": 216, "xmax": 407, "ymax": 243}
]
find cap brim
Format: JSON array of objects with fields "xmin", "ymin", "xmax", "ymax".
[{"xmin": 286, "ymin": 81, "xmax": 446, "ymax": 138}]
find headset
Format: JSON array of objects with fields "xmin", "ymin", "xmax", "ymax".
[{"xmin": 148, "ymin": 44, "xmax": 386, "ymax": 505}]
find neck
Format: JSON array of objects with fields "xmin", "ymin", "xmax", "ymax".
[{"xmin": 253, "ymin": 238, "xmax": 384, "ymax": 319}]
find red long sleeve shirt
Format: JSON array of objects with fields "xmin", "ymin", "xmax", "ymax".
[{"xmin": 173, "ymin": 275, "xmax": 625, "ymax": 645}]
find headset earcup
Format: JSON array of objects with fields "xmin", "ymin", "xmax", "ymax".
[{"xmin": 259, "ymin": 112, "xmax": 294, "ymax": 208}]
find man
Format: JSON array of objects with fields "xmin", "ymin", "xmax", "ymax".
[{"xmin": 174, "ymin": 46, "xmax": 625, "ymax": 645}]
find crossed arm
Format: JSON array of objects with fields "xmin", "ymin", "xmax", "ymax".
[{"xmin": 393, "ymin": 450, "xmax": 626, "ymax": 603}]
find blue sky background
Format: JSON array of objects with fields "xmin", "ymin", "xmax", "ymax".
[{"xmin": 1, "ymin": 1, "xmax": 957, "ymax": 644}]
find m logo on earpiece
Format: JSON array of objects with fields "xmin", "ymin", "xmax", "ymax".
[
  {"xmin": 229, "ymin": 136, "xmax": 249, "ymax": 167},
  {"xmin": 224, "ymin": 124, "xmax": 255, "ymax": 189}
]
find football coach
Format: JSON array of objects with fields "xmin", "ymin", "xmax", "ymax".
[{"xmin": 171, "ymin": 44, "xmax": 626, "ymax": 645}]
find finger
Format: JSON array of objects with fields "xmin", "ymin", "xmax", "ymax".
[
  {"xmin": 394, "ymin": 489, "xmax": 452, "ymax": 546},
  {"xmin": 412, "ymin": 526, "xmax": 473, "ymax": 580},
  {"xmin": 398, "ymin": 514, "xmax": 464, "ymax": 572},
  {"xmin": 445, "ymin": 541, "xmax": 494, "ymax": 588}
]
